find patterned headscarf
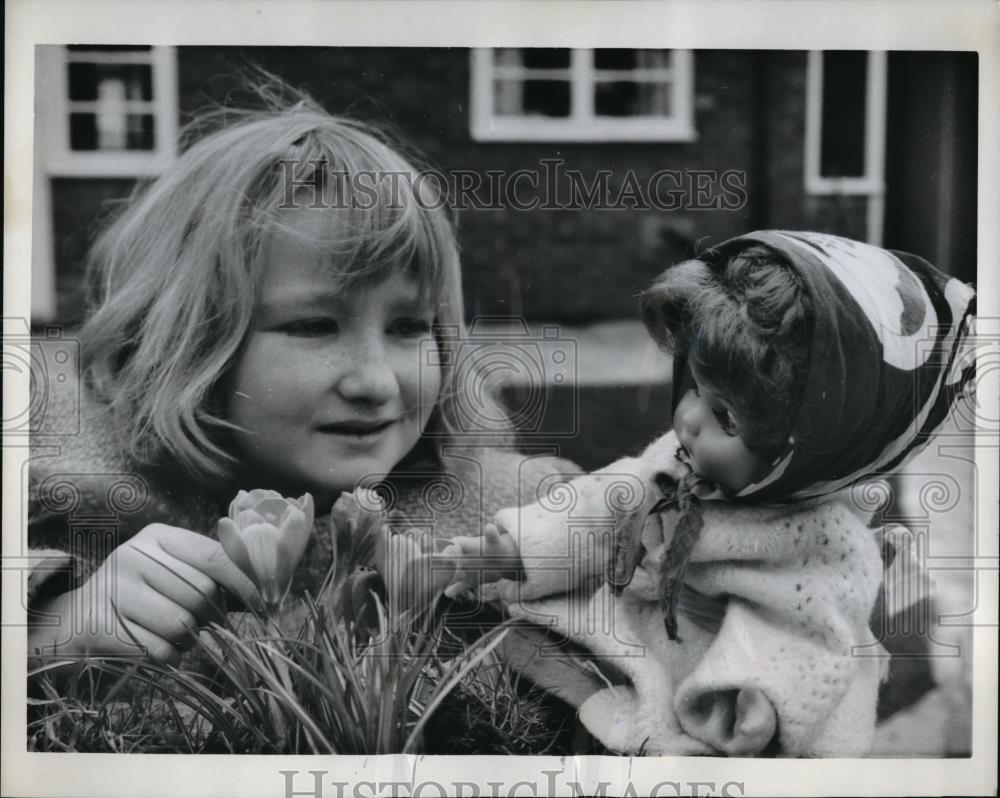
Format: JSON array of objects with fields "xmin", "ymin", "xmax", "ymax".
[
  {"xmin": 625, "ymin": 230, "xmax": 977, "ymax": 639},
  {"xmin": 672, "ymin": 230, "xmax": 977, "ymax": 503}
]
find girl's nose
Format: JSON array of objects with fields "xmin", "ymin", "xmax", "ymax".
[{"xmin": 337, "ymin": 340, "xmax": 399, "ymax": 406}]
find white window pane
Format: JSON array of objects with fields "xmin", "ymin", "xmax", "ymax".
[
  {"xmin": 470, "ymin": 47, "xmax": 695, "ymax": 141},
  {"xmin": 495, "ymin": 48, "xmax": 523, "ymax": 69},
  {"xmin": 594, "ymin": 49, "xmax": 672, "ymax": 73},
  {"xmin": 521, "ymin": 48, "xmax": 571, "ymax": 70},
  {"xmin": 494, "ymin": 79, "xmax": 523, "ymax": 116},
  {"xmin": 820, "ymin": 51, "xmax": 868, "ymax": 177},
  {"xmin": 495, "ymin": 78, "xmax": 571, "ymax": 117},
  {"xmin": 96, "ymin": 78, "xmax": 127, "ymax": 149},
  {"xmin": 595, "ymin": 81, "xmax": 672, "ymax": 117},
  {"xmin": 68, "ymin": 62, "xmax": 153, "ymax": 101},
  {"xmin": 636, "ymin": 50, "xmax": 672, "ymax": 70}
]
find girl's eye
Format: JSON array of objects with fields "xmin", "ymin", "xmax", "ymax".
[
  {"xmin": 390, "ymin": 317, "xmax": 433, "ymax": 337},
  {"xmin": 278, "ymin": 318, "xmax": 339, "ymax": 337}
]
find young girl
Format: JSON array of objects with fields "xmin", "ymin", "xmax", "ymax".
[
  {"xmin": 452, "ymin": 230, "xmax": 976, "ymax": 756},
  {"xmin": 26, "ymin": 88, "xmax": 574, "ymax": 667}
]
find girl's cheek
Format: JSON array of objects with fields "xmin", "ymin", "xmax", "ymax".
[{"xmin": 412, "ymin": 345, "xmax": 442, "ymax": 422}]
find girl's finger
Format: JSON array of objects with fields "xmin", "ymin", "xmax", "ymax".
[
  {"xmin": 493, "ymin": 578, "xmax": 521, "ymax": 603},
  {"xmin": 149, "ymin": 526, "xmax": 263, "ymax": 611},
  {"xmin": 126, "ymin": 543, "xmax": 224, "ymax": 621},
  {"xmin": 112, "ymin": 616, "xmax": 183, "ymax": 666},
  {"xmin": 116, "ymin": 589, "xmax": 200, "ymax": 649}
]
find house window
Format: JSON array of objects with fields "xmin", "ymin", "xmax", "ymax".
[
  {"xmin": 470, "ymin": 48, "xmax": 695, "ymax": 142},
  {"xmin": 36, "ymin": 45, "xmax": 178, "ymax": 177},
  {"xmin": 32, "ymin": 45, "xmax": 178, "ymax": 322},
  {"xmin": 804, "ymin": 50, "xmax": 887, "ymax": 195}
]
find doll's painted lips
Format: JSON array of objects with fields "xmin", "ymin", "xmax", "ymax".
[
  {"xmin": 676, "ymin": 443, "xmax": 698, "ymax": 474},
  {"xmin": 319, "ymin": 420, "xmax": 395, "ymax": 438}
]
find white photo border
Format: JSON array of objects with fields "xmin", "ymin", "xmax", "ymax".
[{"xmin": 4, "ymin": 1, "xmax": 998, "ymax": 796}]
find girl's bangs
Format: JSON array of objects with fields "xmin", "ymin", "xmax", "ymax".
[{"xmin": 253, "ymin": 124, "xmax": 451, "ymax": 307}]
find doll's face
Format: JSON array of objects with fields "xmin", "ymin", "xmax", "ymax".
[
  {"xmin": 224, "ymin": 211, "xmax": 441, "ymax": 510},
  {"xmin": 672, "ymin": 374, "xmax": 772, "ymax": 495}
]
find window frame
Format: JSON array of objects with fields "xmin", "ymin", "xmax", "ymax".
[
  {"xmin": 31, "ymin": 45, "xmax": 178, "ymax": 322},
  {"xmin": 470, "ymin": 48, "xmax": 696, "ymax": 142},
  {"xmin": 803, "ymin": 49, "xmax": 887, "ymax": 196},
  {"xmin": 35, "ymin": 45, "xmax": 179, "ymax": 177}
]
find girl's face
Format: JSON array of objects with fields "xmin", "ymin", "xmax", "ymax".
[
  {"xmin": 672, "ymin": 374, "xmax": 772, "ymax": 495},
  {"xmin": 225, "ymin": 212, "xmax": 441, "ymax": 509}
]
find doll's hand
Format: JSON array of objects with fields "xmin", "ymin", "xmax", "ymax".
[
  {"xmin": 447, "ymin": 523, "xmax": 522, "ymax": 587},
  {"xmin": 676, "ymin": 685, "xmax": 777, "ymax": 756},
  {"xmin": 28, "ymin": 524, "xmax": 261, "ymax": 666},
  {"xmin": 726, "ymin": 688, "xmax": 778, "ymax": 755}
]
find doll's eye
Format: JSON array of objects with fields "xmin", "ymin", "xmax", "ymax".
[{"xmin": 714, "ymin": 408, "xmax": 739, "ymax": 436}]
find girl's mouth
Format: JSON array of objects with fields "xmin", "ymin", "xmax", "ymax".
[{"xmin": 318, "ymin": 420, "xmax": 395, "ymax": 438}]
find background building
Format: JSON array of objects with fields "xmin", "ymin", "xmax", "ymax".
[{"xmin": 31, "ymin": 46, "xmax": 978, "ymax": 467}]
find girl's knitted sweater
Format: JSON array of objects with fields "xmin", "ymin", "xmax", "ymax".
[{"xmin": 486, "ymin": 430, "xmax": 885, "ymax": 756}]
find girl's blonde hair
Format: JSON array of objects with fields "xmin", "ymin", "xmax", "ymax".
[{"xmin": 81, "ymin": 85, "xmax": 512, "ymax": 483}]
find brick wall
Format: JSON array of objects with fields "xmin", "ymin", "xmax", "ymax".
[{"xmin": 48, "ymin": 47, "xmax": 871, "ymax": 324}]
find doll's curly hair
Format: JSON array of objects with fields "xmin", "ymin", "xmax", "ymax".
[{"xmin": 641, "ymin": 244, "xmax": 814, "ymax": 457}]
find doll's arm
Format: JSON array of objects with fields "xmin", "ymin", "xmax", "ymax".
[
  {"xmin": 447, "ymin": 523, "xmax": 523, "ymax": 587},
  {"xmin": 485, "ymin": 451, "xmax": 675, "ymax": 603}
]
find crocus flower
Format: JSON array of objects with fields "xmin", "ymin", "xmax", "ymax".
[
  {"xmin": 329, "ymin": 489, "xmax": 391, "ymax": 634},
  {"xmin": 217, "ymin": 489, "xmax": 315, "ymax": 613},
  {"xmin": 330, "ymin": 488, "xmax": 387, "ymax": 585},
  {"xmin": 327, "ymin": 489, "xmax": 456, "ymax": 631},
  {"xmin": 337, "ymin": 566, "xmax": 383, "ymax": 641}
]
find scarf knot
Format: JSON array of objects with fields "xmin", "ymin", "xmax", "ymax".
[{"xmin": 607, "ymin": 467, "xmax": 707, "ymax": 641}]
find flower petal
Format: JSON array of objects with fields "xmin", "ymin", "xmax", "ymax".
[
  {"xmin": 290, "ymin": 493, "xmax": 314, "ymax": 530},
  {"xmin": 273, "ymin": 506, "xmax": 311, "ymax": 592},
  {"xmin": 217, "ymin": 517, "xmax": 256, "ymax": 586},
  {"xmin": 331, "ymin": 491, "xmax": 361, "ymax": 535},
  {"xmin": 349, "ymin": 567, "xmax": 384, "ymax": 639},
  {"xmin": 248, "ymin": 488, "xmax": 285, "ymax": 502},
  {"xmin": 329, "ymin": 500, "xmax": 356, "ymax": 583},
  {"xmin": 241, "ymin": 522, "xmax": 283, "ymax": 605},
  {"xmin": 228, "ymin": 490, "xmax": 254, "ymax": 518},
  {"xmin": 234, "ymin": 507, "xmax": 266, "ymax": 530},
  {"xmin": 372, "ymin": 523, "xmax": 390, "ymax": 576},
  {"xmin": 255, "ymin": 497, "xmax": 294, "ymax": 525},
  {"xmin": 353, "ymin": 488, "xmax": 387, "ymax": 543},
  {"xmin": 383, "ymin": 534, "xmax": 423, "ymax": 616}
]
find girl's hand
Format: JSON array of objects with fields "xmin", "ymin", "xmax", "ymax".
[
  {"xmin": 446, "ymin": 523, "xmax": 522, "ymax": 587},
  {"xmin": 29, "ymin": 524, "xmax": 261, "ymax": 666}
]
